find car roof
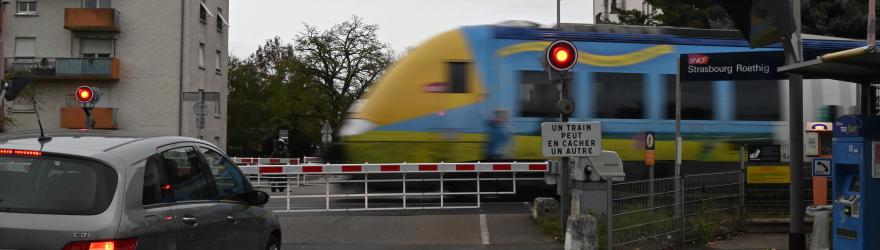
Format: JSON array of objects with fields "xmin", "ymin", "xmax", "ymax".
[{"xmin": 0, "ymin": 129, "xmax": 216, "ymax": 166}]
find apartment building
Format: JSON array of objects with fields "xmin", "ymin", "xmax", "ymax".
[
  {"xmin": 2, "ymin": 0, "xmax": 229, "ymax": 149},
  {"xmin": 593, "ymin": 0, "xmax": 654, "ymax": 23}
]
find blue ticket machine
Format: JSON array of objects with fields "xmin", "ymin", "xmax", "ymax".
[{"xmin": 832, "ymin": 115, "xmax": 880, "ymax": 249}]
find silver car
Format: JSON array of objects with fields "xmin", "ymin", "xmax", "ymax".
[{"xmin": 0, "ymin": 130, "xmax": 281, "ymax": 250}]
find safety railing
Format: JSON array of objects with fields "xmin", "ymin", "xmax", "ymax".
[
  {"xmin": 235, "ymin": 161, "xmax": 549, "ymax": 213},
  {"xmin": 606, "ymin": 170, "xmax": 745, "ymax": 249}
]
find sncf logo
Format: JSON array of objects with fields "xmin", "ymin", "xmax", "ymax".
[{"xmin": 688, "ymin": 54, "xmax": 709, "ymax": 65}]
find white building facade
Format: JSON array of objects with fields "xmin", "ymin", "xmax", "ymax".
[{"xmin": 2, "ymin": 0, "xmax": 229, "ymax": 149}]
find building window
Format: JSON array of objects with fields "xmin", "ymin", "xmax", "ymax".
[
  {"xmin": 199, "ymin": 2, "xmax": 213, "ymax": 24},
  {"xmin": 518, "ymin": 70, "xmax": 560, "ymax": 118},
  {"xmin": 198, "ymin": 43, "xmax": 205, "ymax": 69},
  {"xmin": 735, "ymin": 80, "xmax": 781, "ymax": 121},
  {"xmin": 448, "ymin": 62, "xmax": 468, "ymax": 93},
  {"xmin": 666, "ymin": 76, "xmax": 714, "ymax": 120},
  {"xmin": 83, "ymin": 0, "xmax": 110, "ymax": 8},
  {"xmin": 595, "ymin": 72, "xmax": 644, "ymax": 119},
  {"xmin": 16, "ymin": 0, "xmax": 37, "ymax": 15},
  {"xmin": 215, "ymin": 50, "xmax": 222, "ymax": 73},
  {"xmin": 216, "ymin": 8, "xmax": 227, "ymax": 32},
  {"xmin": 81, "ymin": 38, "xmax": 113, "ymax": 58},
  {"xmin": 14, "ymin": 37, "xmax": 36, "ymax": 59}
]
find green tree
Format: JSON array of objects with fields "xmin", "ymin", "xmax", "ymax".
[
  {"xmin": 227, "ymin": 16, "xmax": 394, "ymax": 156},
  {"xmin": 611, "ymin": 0, "xmax": 878, "ymax": 39},
  {"xmin": 294, "ymin": 16, "xmax": 395, "ymax": 132},
  {"xmin": 611, "ymin": 0, "xmax": 732, "ymax": 29},
  {"xmin": 802, "ymin": 0, "xmax": 878, "ymax": 39}
]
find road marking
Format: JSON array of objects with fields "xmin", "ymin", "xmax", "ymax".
[{"xmin": 479, "ymin": 214, "xmax": 490, "ymax": 245}]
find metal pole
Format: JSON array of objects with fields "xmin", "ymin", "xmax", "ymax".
[
  {"xmin": 197, "ymin": 88, "xmax": 204, "ymax": 139},
  {"xmin": 869, "ymin": 0, "xmax": 876, "ymax": 46},
  {"xmin": 649, "ymin": 164, "xmax": 654, "ymax": 208},
  {"xmin": 674, "ymin": 54, "xmax": 683, "ymax": 233},
  {"xmin": 560, "ymin": 74, "xmax": 572, "ymax": 233},
  {"xmin": 556, "ymin": 0, "xmax": 561, "ymax": 27},
  {"xmin": 785, "ymin": 0, "xmax": 806, "ymax": 248},
  {"xmin": 606, "ymin": 178, "xmax": 613, "ymax": 250},
  {"xmin": 739, "ymin": 145, "xmax": 747, "ymax": 231}
]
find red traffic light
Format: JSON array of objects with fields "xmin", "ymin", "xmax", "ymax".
[
  {"xmin": 76, "ymin": 86, "xmax": 95, "ymax": 103},
  {"xmin": 546, "ymin": 40, "xmax": 578, "ymax": 71}
]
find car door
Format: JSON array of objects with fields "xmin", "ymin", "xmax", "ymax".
[
  {"xmin": 136, "ymin": 154, "xmax": 181, "ymax": 249},
  {"xmin": 198, "ymin": 145, "xmax": 264, "ymax": 249},
  {"xmin": 158, "ymin": 145, "xmax": 228, "ymax": 249}
]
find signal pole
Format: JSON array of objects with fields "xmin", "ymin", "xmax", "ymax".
[
  {"xmin": 559, "ymin": 72, "xmax": 571, "ymax": 232},
  {"xmin": 544, "ymin": 40, "xmax": 578, "ymax": 233}
]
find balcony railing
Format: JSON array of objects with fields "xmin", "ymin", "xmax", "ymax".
[
  {"xmin": 60, "ymin": 107, "xmax": 118, "ymax": 129},
  {"xmin": 6, "ymin": 58, "xmax": 120, "ymax": 81},
  {"xmin": 64, "ymin": 8, "xmax": 119, "ymax": 32}
]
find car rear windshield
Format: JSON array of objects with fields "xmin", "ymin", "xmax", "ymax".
[{"xmin": 0, "ymin": 155, "xmax": 117, "ymax": 215}]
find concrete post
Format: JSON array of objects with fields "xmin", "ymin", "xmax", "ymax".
[{"xmin": 564, "ymin": 214, "xmax": 598, "ymax": 250}]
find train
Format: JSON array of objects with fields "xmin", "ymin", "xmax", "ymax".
[{"xmin": 337, "ymin": 22, "xmax": 864, "ymax": 178}]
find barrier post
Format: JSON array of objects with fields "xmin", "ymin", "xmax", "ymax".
[
  {"xmin": 440, "ymin": 173, "xmax": 445, "ymax": 208},
  {"xmin": 286, "ymin": 174, "xmax": 291, "ymax": 212},
  {"xmin": 477, "ymin": 171, "xmax": 482, "ymax": 207},
  {"xmin": 325, "ymin": 174, "xmax": 330, "ymax": 211},
  {"xmin": 364, "ymin": 173, "xmax": 369, "ymax": 209},
  {"xmin": 403, "ymin": 172, "xmax": 407, "ymax": 209}
]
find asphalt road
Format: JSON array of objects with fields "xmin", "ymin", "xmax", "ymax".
[{"xmin": 257, "ymin": 179, "xmax": 562, "ymax": 250}]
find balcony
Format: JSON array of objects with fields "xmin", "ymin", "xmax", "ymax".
[
  {"xmin": 60, "ymin": 107, "xmax": 118, "ymax": 129},
  {"xmin": 64, "ymin": 8, "xmax": 119, "ymax": 32},
  {"xmin": 5, "ymin": 58, "xmax": 120, "ymax": 81}
]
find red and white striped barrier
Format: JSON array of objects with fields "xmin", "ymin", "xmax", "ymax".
[{"xmin": 238, "ymin": 162, "xmax": 548, "ymax": 175}]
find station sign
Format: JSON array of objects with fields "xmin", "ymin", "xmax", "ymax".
[
  {"xmin": 748, "ymin": 144, "xmax": 782, "ymax": 163},
  {"xmin": 541, "ymin": 122, "xmax": 602, "ymax": 157},
  {"xmin": 679, "ymin": 51, "xmax": 787, "ymax": 81}
]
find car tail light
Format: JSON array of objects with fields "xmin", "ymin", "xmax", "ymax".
[
  {"xmin": 0, "ymin": 149, "xmax": 42, "ymax": 157},
  {"xmin": 63, "ymin": 238, "xmax": 138, "ymax": 250}
]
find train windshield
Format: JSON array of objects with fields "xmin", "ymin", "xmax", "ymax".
[{"xmin": 0, "ymin": 155, "xmax": 117, "ymax": 215}]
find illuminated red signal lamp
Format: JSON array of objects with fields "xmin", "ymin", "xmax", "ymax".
[
  {"xmin": 545, "ymin": 40, "xmax": 578, "ymax": 71},
  {"xmin": 76, "ymin": 86, "xmax": 96, "ymax": 104}
]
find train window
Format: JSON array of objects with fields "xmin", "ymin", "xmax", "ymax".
[
  {"xmin": 665, "ymin": 75, "xmax": 714, "ymax": 120},
  {"xmin": 519, "ymin": 70, "xmax": 561, "ymax": 117},
  {"xmin": 595, "ymin": 72, "xmax": 644, "ymax": 119},
  {"xmin": 449, "ymin": 62, "xmax": 468, "ymax": 93},
  {"xmin": 735, "ymin": 80, "xmax": 781, "ymax": 121}
]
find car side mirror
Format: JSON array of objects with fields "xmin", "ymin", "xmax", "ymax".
[{"xmin": 249, "ymin": 190, "xmax": 270, "ymax": 206}]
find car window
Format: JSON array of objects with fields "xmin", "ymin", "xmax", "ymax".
[
  {"xmin": 199, "ymin": 146, "xmax": 248, "ymax": 200},
  {"xmin": 0, "ymin": 155, "xmax": 117, "ymax": 215},
  {"xmin": 158, "ymin": 146, "xmax": 215, "ymax": 202},
  {"xmin": 142, "ymin": 154, "xmax": 171, "ymax": 206}
]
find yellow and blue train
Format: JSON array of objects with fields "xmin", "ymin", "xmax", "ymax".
[{"xmin": 339, "ymin": 22, "xmax": 862, "ymax": 175}]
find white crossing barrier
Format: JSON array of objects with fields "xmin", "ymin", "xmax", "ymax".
[{"xmin": 231, "ymin": 160, "xmax": 549, "ymax": 213}]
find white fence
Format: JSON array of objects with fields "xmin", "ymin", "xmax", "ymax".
[{"xmin": 232, "ymin": 158, "xmax": 549, "ymax": 213}]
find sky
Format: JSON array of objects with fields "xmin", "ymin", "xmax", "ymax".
[{"xmin": 229, "ymin": 0, "xmax": 594, "ymax": 58}]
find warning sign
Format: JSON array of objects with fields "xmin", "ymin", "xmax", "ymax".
[
  {"xmin": 747, "ymin": 166, "xmax": 791, "ymax": 184},
  {"xmin": 541, "ymin": 122, "xmax": 602, "ymax": 157}
]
